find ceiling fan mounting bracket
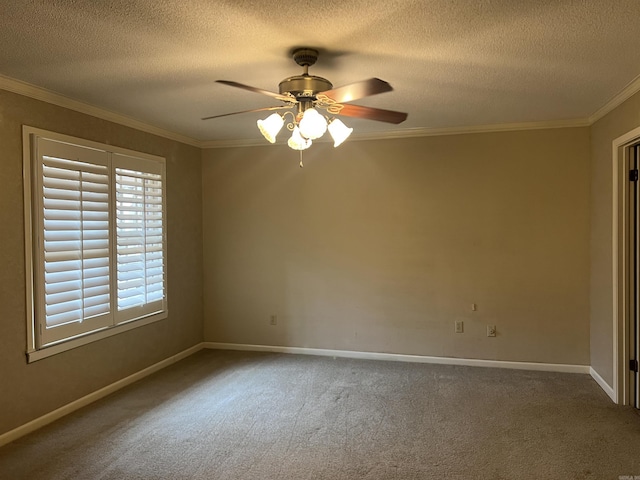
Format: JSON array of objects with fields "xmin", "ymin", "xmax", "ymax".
[{"xmin": 292, "ymin": 48, "xmax": 319, "ymax": 67}]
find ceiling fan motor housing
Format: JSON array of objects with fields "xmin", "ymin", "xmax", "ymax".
[{"xmin": 279, "ymin": 75, "xmax": 333, "ymax": 99}]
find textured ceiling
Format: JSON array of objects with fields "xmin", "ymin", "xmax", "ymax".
[{"xmin": 2, "ymin": 0, "xmax": 640, "ymax": 144}]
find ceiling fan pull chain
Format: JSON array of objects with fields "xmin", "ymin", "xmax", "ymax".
[{"xmin": 299, "ymin": 150, "xmax": 304, "ymax": 168}]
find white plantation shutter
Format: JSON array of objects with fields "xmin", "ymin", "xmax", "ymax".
[
  {"xmin": 29, "ymin": 133, "xmax": 167, "ymax": 352},
  {"xmin": 35, "ymin": 139, "xmax": 112, "ymax": 345},
  {"xmin": 114, "ymin": 155, "xmax": 166, "ymax": 323}
]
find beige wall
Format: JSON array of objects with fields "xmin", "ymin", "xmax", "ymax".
[
  {"xmin": 0, "ymin": 90, "xmax": 203, "ymax": 435},
  {"xmin": 590, "ymin": 91, "xmax": 640, "ymax": 386},
  {"xmin": 203, "ymin": 128, "xmax": 591, "ymax": 365}
]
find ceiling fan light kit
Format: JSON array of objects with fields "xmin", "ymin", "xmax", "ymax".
[
  {"xmin": 327, "ymin": 118, "xmax": 353, "ymax": 147},
  {"xmin": 256, "ymin": 113, "xmax": 284, "ymax": 143},
  {"xmin": 298, "ymin": 108, "xmax": 327, "ymax": 140},
  {"xmin": 288, "ymin": 126, "xmax": 312, "ymax": 151},
  {"xmin": 204, "ymin": 47, "xmax": 407, "ymax": 155}
]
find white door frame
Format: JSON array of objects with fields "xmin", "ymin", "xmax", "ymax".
[{"xmin": 612, "ymin": 126, "xmax": 640, "ymax": 405}]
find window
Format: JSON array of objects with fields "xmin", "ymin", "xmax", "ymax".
[{"xmin": 23, "ymin": 127, "xmax": 167, "ymax": 361}]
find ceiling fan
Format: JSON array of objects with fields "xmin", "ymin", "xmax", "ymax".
[{"xmin": 202, "ymin": 48, "xmax": 408, "ymax": 151}]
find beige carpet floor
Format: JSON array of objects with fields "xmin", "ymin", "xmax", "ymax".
[{"xmin": 0, "ymin": 349, "xmax": 639, "ymax": 479}]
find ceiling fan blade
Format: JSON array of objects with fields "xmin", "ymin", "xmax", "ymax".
[
  {"xmin": 337, "ymin": 104, "xmax": 408, "ymax": 124},
  {"xmin": 216, "ymin": 80, "xmax": 291, "ymax": 101},
  {"xmin": 321, "ymin": 78, "xmax": 393, "ymax": 104},
  {"xmin": 202, "ymin": 105, "xmax": 292, "ymax": 121}
]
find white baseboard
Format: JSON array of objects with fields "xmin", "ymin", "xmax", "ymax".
[
  {"xmin": 0, "ymin": 343, "xmax": 204, "ymax": 448},
  {"xmin": 590, "ymin": 367, "xmax": 616, "ymax": 402},
  {"xmin": 0, "ymin": 342, "xmax": 607, "ymax": 447},
  {"xmin": 203, "ymin": 342, "xmax": 591, "ymax": 374}
]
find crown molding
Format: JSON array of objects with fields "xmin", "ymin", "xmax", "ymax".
[
  {"xmin": 589, "ymin": 73, "xmax": 640, "ymax": 125},
  {"xmin": 199, "ymin": 138, "xmax": 275, "ymax": 149},
  {"xmin": 347, "ymin": 118, "xmax": 590, "ymax": 142},
  {"xmin": 3, "ymin": 71, "xmax": 637, "ymax": 150},
  {"xmin": 201, "ymin": 118, "xmax": 590, "ymax": 149},
  {"xmin": 0, "ymin": 74, "xmax": 201, "ymax": 148}
]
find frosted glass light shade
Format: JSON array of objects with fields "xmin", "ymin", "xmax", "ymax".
[
  {"xmin": 288, "ymin": 126, "xmax": 312, "ymax": 150},
  {"xmin": 298, "ymin": 108, "xmax": 327, "ymax": 140},
  {"xmin": 257, "ymin": 113, "xmax": 284, "ymax": 143},
  {"xmin": 327, "ymin": 118, "xmax": 353, "ymax": 147}
]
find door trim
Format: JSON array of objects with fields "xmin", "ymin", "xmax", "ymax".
[{"xmin": 613, "ymin": 126, "xmax": 640, "ymax": 405}]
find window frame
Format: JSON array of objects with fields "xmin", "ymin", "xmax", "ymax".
[{"xmin": 23, "ymin": 126, "xmax": 168, "ymax": 362}]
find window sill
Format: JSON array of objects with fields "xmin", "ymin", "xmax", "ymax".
[{"xmin": 27, "ymin": 311, "xmax": 167, "ymax": 363}]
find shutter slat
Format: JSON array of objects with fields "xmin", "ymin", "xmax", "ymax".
[
  {"xmin": 44, "ymin": 210, "xmax": 81, "ymax": 221},
  {"xmin": 84, "ymin": 273, "xmax": 109, "ymax": 288},
  {"xmin": 45, "ymin": 250, "xmax": 82, "ymax": 262},
  {"xmin": 82, "ymin": 201, "xmax": 110, "ymax": 212},
  {"xmin": 84, "ymin": 293, "xmax": 110, "ymax": 308},
  {"xmin": 44, "ymin": 240, "xmax": 82, "ymax": 252},
  {"xmin": 43, "ymin": 187, "xmax": 81, "ymax": 201},
  {"xmin": 84, "ymin": 304, "xmax": 109, "ymax": 318},
  {"xmin": 45, "ymin": 259, "xmax": 82, "ymax": 273},
  {"xmin": 83, "ymin": 265, "xmax": 110, "ymax": 279},
  {"xmin": 43, "ymin": 198, "xmax": 81, "ymax": 210},
  {"xmin": 46, "ymin": 290, "xmax": 82, "ymax": 305},
  {"xmin": 44, "ymin": 230, "xmax": 82, "ymax": 242},
  {"xmin": 46, "ymin": 309, "xmax": 83, "ymax": 327},
  {"xmin": 146, "ymin": 267, "xmax": 164, "ymax": 277},
  {"xmin": 118, "ymin": 270, "xmax": 144, "ymax": 280},
  {"xmin": 46, "ymin": 298, "xmax": 84, "ymax": 316},
  {"xmin": 44, "ymin": 219, "xmax": 84, "ymax": 231},
  {"xmin": 44, "ymin": 156, "xmax": 108, "ymax": 175},
  {"xmin": 119, "ymin": 278, "xmax": 144, "ymax": 289},
  {"xmin": 82, "ymin": 221, "xmax": 109, "ymax": 230}
]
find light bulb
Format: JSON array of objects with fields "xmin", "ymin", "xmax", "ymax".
[
  {"xmin": 288, "ymin": 126, "xmax": 312, "ymax": 150},
  {"xmin": 257, "ymin": 113, "xmax": 284, "ymax": 143},
  {"xmin": 327, "ymin": 118, "xmax": 353, "ymax": 147},
  {"xmin": 298, "ymin": 108, "xmax": 327, "ymax": 140}
]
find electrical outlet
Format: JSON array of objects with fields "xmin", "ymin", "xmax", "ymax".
[
  {"xmin": 270, "ymin": 314, "xmax": 277, "ymax": 326},
  {"xmin": 455, "ymin": 321, "xmax": 464, "ymax": 333},
  {"xmin": 487, "ymin": 325, "xmax": 496, "ymax": 337}
]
